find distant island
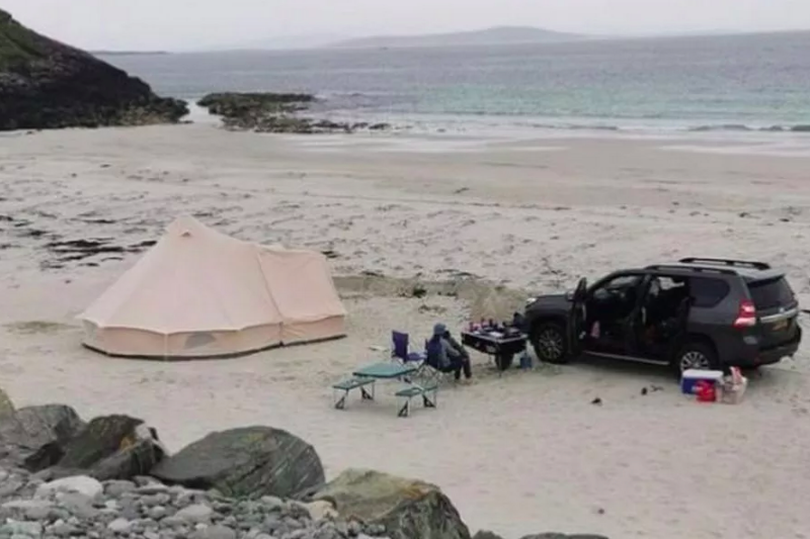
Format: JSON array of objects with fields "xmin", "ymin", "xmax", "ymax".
[
  {"xmin": 90, "ymin": 50, "xmax": 169, "ymax": 56},
  {"xmin": 329, "ymin": 26, "xmax": 583, "ymax": 49}
]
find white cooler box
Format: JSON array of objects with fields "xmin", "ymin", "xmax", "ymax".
[{"xmin": 681, "ymin": 369, "xmax": 724, "ymax": 394}]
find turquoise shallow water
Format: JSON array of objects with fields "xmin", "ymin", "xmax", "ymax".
[{"xmin": 103, "ymin": 31, "xmax": 810, "ymax": 133}]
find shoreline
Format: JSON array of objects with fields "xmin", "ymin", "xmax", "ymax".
[{"xmin": 179, "ymin": 98, "xmax": 810, "ymax": 152}]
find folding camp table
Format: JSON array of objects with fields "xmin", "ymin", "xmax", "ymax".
[
  {"xmin": 354, "ymin": 361, "xmax": 417, "ymax": 380},
  {"xmin": 332, "ymin": 362, "xmax": 436, "ymax": 417}
]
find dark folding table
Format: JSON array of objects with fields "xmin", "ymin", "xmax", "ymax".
[{"xmin": 461, "ymin": 330, "xmax": 528, "ymax": 371}]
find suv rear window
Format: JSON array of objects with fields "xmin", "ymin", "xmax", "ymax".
[
  {"xmin": 748, "ymin": 277, "xmax": 795, "ymax": 310},
  {"xmin": 689, "ymin": 277, "xmax": 730, "ymax": 308}
]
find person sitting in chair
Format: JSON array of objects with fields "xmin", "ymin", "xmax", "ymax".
[{"xmin": 427, "ymin": 323, "xmax": 472, "ymax": 382}]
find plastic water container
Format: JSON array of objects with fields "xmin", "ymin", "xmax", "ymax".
[{"xmin": 681, "ymin": 369, "xmax": 724, "ymax": 395}]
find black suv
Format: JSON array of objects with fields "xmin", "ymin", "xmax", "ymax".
[{"xmin": 524, "ymin": 258, "xmax": 802, "ymax": 374}]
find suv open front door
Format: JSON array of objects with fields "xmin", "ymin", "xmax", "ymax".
[{"xmin": 568, "ymin": 278, "xmax": 587, "ymax": 356}]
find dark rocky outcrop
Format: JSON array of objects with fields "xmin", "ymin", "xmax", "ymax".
[
  {"xmin": 198, "ymin": 92, "xmax": 314, "ymax": 118},
  {"xmin": 197, "ymin": 92, "xmax": 390, "ymax": 134},
  {"xmin": 0, "ymin": 8, "xmax": 188, "ymax": 130},
  {"xmin": 151, "ymin": 426, "xmax": 324, "ymax": 499},
  {"xmin": 311, "ymin": 468, "xmax": 471, "ymax": 539}
]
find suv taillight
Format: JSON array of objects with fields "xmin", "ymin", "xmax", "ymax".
[{"xmin": 733, "ymin": 300, "xmax": 757, "ymax": 329}]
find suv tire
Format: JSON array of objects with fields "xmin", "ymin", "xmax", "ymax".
[
  {"xmin": 531, "ymin": 322, "xmax": 570, "ymax": 364},
  {"xmin": 674, "ymin": 341, "xmax": 718, "ymax": 375}
]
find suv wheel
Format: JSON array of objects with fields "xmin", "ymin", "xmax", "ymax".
[
  {"xmin": 532, "ymin": 323, "xmax": 570, "ymax": 364},
  {"xmin": 674, "ymin": 342, "xmax": 718, "ymax": 374}
]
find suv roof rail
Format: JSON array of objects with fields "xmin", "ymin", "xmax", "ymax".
[
  {"xmin": 646, "ymin": 264, "xmax": 736, "ymax": 276},
  {"xmin": 678, "ymin": 257, "xmax": 771, "ymax": 271}
]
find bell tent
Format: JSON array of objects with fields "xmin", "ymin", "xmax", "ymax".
[{"xmin": 78, "ymin": 216, "xmax": 346, "ymax": 359}]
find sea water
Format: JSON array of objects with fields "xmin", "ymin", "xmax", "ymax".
[{"xmin": 101, "ymin": 31, "xmax": 810, "ymax": 137}]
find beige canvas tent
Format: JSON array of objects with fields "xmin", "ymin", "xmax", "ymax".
[{"xmin": 78, "ymin": 216, "xmax": 346, "ymax": 359}]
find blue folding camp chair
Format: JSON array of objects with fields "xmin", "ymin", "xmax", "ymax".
[{"xmin": 391, "ymin": 331, "xmax": 427, "ymax": 365}]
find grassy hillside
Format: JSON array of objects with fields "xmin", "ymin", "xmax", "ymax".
[
  {"xmin": 0, "ymin": 9, "xmax": 49, "ymax": 69},
  {"xmin": 0, "ymin": 8, "xmax": 188, "ymax": 131}
]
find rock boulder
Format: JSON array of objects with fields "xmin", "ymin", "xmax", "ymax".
[
  {"xmin": 151, "ymin": 426, "xmax": 324, "ymax": 499},
  {"xmin": 0, "ymin": 387, "xmax": 13, "ymax": 418},
  {"xmin": 311, "ymin": 468, "xmax": 471, "ymax": 539},
  {"xmin": 52, "ymin": 414, "xmax": 166, "ymax": 480},
  {"xmin": 519, "ymin": 535, "xmax": 610, "ymax": 539},
  {"xmin": 14, "ymin": 405, "xmax": 85, "ymax": 448},
  {"xmin": 0, "ymin": 8, "xmax": 188, "ymax": 130},
  {"xmin": 472, "ymin": 532, "xmax": 505, "ymax": 539},
  {"xmin": 0, "ymin": 387, "xmax": 17, "ymax": 468},
  {"xmin": 13, "ymin": 404, "xmax": 86, "ymax": 471},
  {"xmin": 0, "ymin": 403, "xmax": 85, "ymax": 470},
  {"xmin": 35, "ymin": 475, "xmax": 104, "ymax": 499}
]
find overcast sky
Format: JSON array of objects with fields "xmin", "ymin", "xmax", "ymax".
[{"xmin": 2, "ymin": 0, "xmax": 809, "ymax": 50}]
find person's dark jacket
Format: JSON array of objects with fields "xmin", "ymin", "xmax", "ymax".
[
  {"xmin": 427, "ymin": 335, "xmax": 461, "ymax": 369},
  {"xmin": 443, "ymin": 332, "xmax": 469, "ymax": 359}
]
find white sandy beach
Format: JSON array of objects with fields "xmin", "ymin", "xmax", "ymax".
[{"xmin": 1, "ymin": 124, "xmax": 810, "ymax": 539}]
